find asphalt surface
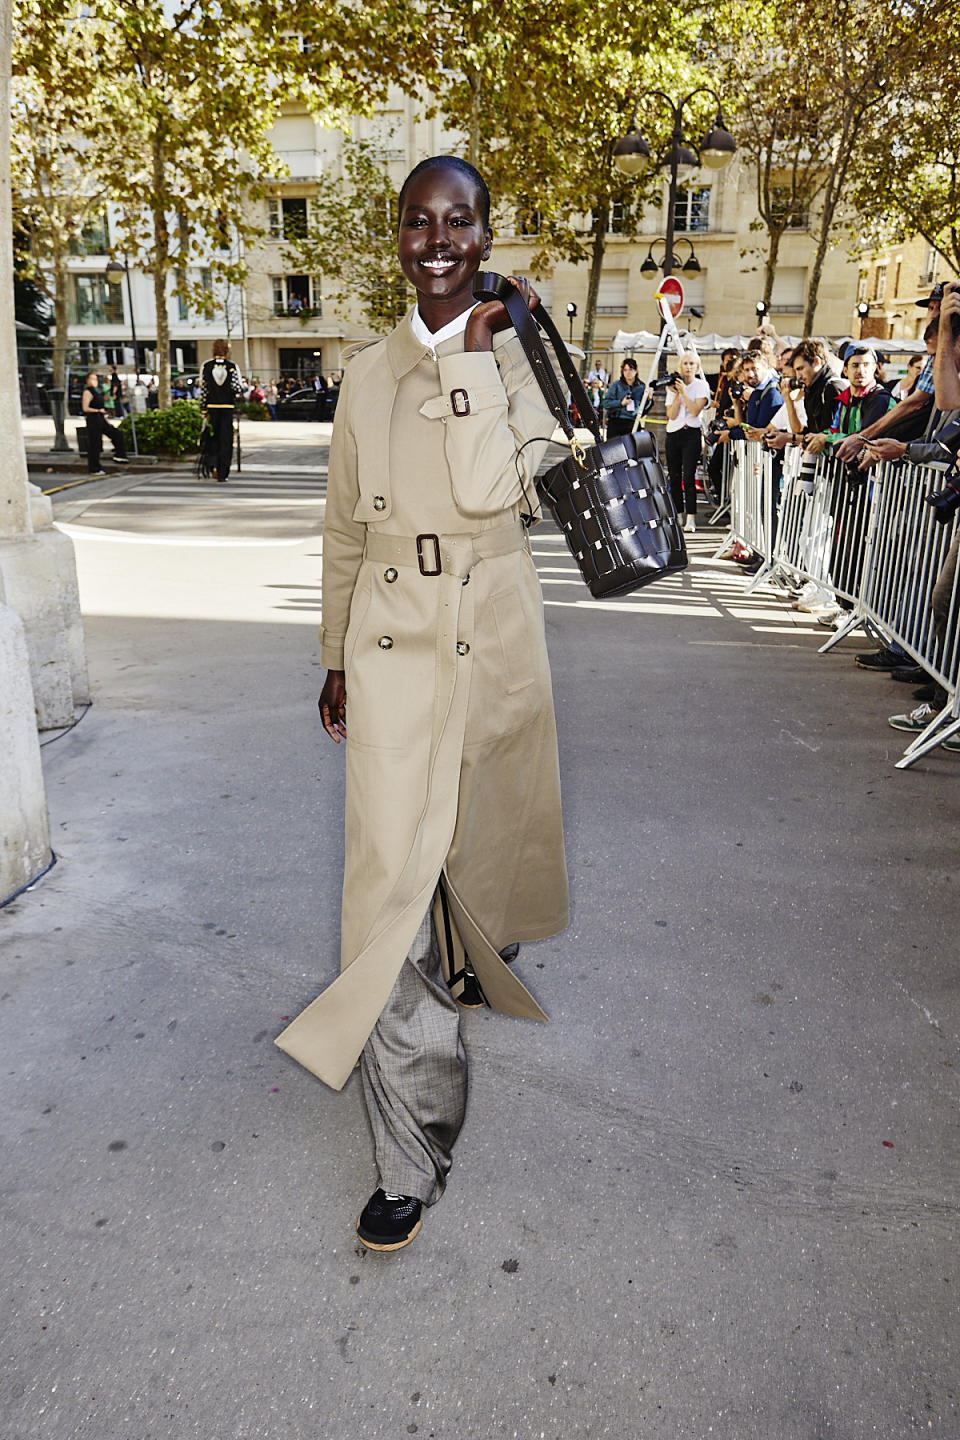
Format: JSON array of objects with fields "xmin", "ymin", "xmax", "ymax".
[{"xmin": 2, "ymin": 421, "xmax": 959, "ymax": 1439}]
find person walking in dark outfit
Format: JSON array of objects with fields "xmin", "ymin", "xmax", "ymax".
[
  {"xmin": 199, "ymin": 339, "xmax": 244, "ymax": 481},
  {"xmin": 81, "ymin": 370, "xmax": 128, "ymax": 474}
]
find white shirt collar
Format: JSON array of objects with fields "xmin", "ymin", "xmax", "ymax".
[{"xmin": 410, "ymin": 302, "xmax": 478, "ymax": 358}]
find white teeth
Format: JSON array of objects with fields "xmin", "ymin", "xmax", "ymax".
[{"xmin": 422, "ymin": 258, "xmax": 456, "ymax": 270}]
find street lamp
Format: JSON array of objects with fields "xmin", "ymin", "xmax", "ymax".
[
  {"xmin": 756, "ymin": 300, "xmax": 767, "ymax": 317},
  {"xmin": 566, "ymin": 301, "xmax": 578, "ymax": 345},
  {"xmin": 613, "ymin": 89, "xmax": 736, "ymax": 285},
  {"xmin": 640, "ymin": 237, "xmax": 702, "ymax": 278},
  {"xmin": 105, "ymin": 258, "xmax": 139, "ymax": 455}
]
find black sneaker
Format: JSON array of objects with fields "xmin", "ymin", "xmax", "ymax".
[
  {"xmin": 357, "ymin": 1189, "xmax": 422, "ymax": 1251},
  {"xmin": 890, "ymin": 666, "xmax": 927, "ymax": 684},
  {"xmin": 855, "ymin": 648, "xmax": 904, "ymax": 671}
]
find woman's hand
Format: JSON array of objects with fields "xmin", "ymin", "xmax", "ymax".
[
  {"xmin": 318, "ymin": 669, "xmax": 347, "ymax": 742},
  {"xmin": 464, "ymin": 276, "xmax": 539, "ymax": 353}
]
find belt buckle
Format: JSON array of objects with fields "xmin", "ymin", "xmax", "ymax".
[{"xmin": 416, "ymin": 533, "xmax": 442, "ymax": 576}]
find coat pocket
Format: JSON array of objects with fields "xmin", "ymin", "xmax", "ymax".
[
  {"xmin": 343, "ymin": 572, "xmax": 374, "ymax": 674},
  {"xmin": 491, "ymin": 588, "xmax": 536, "ymax": 694}
]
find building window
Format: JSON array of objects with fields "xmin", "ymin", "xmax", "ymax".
[
  {"xmin": 596, "ymin": 272, "xmax": 629, "ymax": 315},
  {"xmin": 874, "ymin": 265, "xmax": 887, "ymax": 303},
  {"xmin": 920, "ymin": 248, "xmax": 939, "ymax": 286},
  {"xmin": 271, "ymin": 274, "xmax": 322, "ymax": 316},
  {"xmin": 69, "ymin": 273, "xmax": 124, "ymax": 326},
  {"xmin": 857, "ymin": 272, "xmax": 868, "ymax": 302},
  {"xmin": 68, "ymin": 209, "xmax": 109, "ymax": 256},
  {"xmin": 268, "ymin": 197, "xmax": 309, "ymax": 241},
  {"xmin": 770, "ymin": 188, "xmax": 808, "ymax": 229},
  {"xmin": 517, "ymin": 206, "xmax": 542, "ymax": 236},
  {"xmin": 672, "ymin": 187, "xmax": 710, "ymax": 233},
  {"xmin": 176, "ymin": 269, "xmax": 189, "ymax": 321}
]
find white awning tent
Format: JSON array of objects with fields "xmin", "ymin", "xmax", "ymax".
[{"xmin": 609, "ymin": 328, "xmax": 930, "ymax": 357}]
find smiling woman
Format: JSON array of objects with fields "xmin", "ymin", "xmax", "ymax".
[{"xmin": 275, "ymin": 155, "xmax": 569, "ymax": 1254}]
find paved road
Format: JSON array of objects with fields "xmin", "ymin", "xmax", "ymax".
[{"xmin": 2, "ymin": 427, "xmax": 959, "ymax": 1439}]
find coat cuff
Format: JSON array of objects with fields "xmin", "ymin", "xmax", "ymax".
[
  {"xmin": 436, "ymin": 351, "xmax": 506, "ymax": 415},
  {"xmin": 320, "ymin": 630, "xmax": 345, "ymax": 670}
]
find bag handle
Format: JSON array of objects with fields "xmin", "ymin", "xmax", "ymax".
[{"xmin": 472, "ymin": 272, "xmax": 602, "ymax": 454}]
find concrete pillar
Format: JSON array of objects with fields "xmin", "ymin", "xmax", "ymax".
[
  {"xmin": 0, "ymin": 597, "xmax": 51, "ymax": 900},
  {"xmin": 0, "ymin": 0, "xmax": 88, "ymax": 731},
  {"xmin": 0, "ymin": 0, "xmax": 52, "ymax": 900}
]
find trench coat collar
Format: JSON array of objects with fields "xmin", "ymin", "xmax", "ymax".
[{"xmin": 386, "ymin": 308, "xmax": 433, "ymax": 379}]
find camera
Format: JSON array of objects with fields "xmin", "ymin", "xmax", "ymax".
[
  {"xmin": 729, "ymin": 380, "xmax": 745, "ymax": 399},
  {"xmin": 925, "ymin": 473, "xmax": 960, "ymax": 524},
  {"xmin": 651, "ymin": 371, "xmax": 683, "ymax": 390}
]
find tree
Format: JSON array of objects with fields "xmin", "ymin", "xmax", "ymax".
[
  {"xmin": 854, "ymin": 58, "xmax": 960, "ymax": 280},
  {"xmin": 711, "ymin": 0, "xmax": 948, "ymax": 334},
  {"xmin": 14, "ymin": 0, "xmax": 402, "ymax": 408},
  {"xmin": 283, "ymin": 136, "xmax": 411, "ymax": 335},
  {"xmin": 387, "ymin": 0, "xmax": 699, "ymax": 363},
  {"xmin": 11, "ymin": 4, "xmax": 107, "ymax": 389}
]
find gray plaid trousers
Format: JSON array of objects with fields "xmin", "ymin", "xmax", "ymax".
[{"xmin": 360, "ymin": 905, "xmax": 468, "ymax": 1204}]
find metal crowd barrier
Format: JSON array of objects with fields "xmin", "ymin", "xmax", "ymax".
[{"xmin": 718, "ymin": 440, "xmax": 960, "ymax": 768}]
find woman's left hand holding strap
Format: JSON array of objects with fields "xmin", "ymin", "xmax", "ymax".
[{"xmin": 465, "ymin": 276, "xmax": 539, "ymax": 353}]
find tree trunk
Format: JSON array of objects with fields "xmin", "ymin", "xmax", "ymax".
[
  {"xmin": 762, "ymin": 225, "xmax": 783, "ymax": 311},
  {"xmin": 581, "ymin": 205, "xmax": 608, "ymax": 374},
  {"xmin": 52, "ymin": 243, "xmax": 68, "ymax": 391},
  {"xmin": 151, "ymin": 137, "xmax": 170, "ymax": 408},
  {"xmin": 467, "ymin": 69, "xmax": 480, "ymax": 170}
]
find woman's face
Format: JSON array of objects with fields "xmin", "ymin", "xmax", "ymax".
[
  {"xmin": 397, "ymin": 165, "xmax": 492, "ymax": 318},
  {"xmin": 621, "ymin": 363, "xmax": 637, "ymax": 384},
  {"xmin": 680, "ymin": 356, "xmax": 697, "ymax": 381}
]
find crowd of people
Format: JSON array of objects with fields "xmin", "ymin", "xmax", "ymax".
[
  {"xmin": 579, "ymin": 280, "xmax": 960, "ymax": 750},
  {"xmin": 710, "ymin": 283, "xmax": 960, "ymax": 750}
]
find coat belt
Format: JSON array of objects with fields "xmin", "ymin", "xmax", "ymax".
[{"xmin": 363, "ymin": 520, "xmax": 527, "ymax": 579}]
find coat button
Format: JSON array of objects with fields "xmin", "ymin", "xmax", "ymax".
[
  {"xmin": 462, "ymin": 573, "xmax": 470, "ymax": 586},
  {"xmin": 378, "ymin": 636, "xmax": 394, "ymax": 650},
  {"xmin": 373, "ymin": 495, "xmax": 386, "ymax": 511},
  {"xmin": 384, "ymin": 567, "xmax": 398, "ymax": 583},
  {"xmin": 456, "ymin": 642, "xmax": 470, "ymax": 656}
]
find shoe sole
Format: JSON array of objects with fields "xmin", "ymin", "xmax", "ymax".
[{"xmin": 356, "ymin": 1216, "xmax": 422, "ymax": 1251}]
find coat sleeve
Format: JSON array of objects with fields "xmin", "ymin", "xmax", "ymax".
[
  {"xmin": 318, "ymin": 369, "xmax": 364, "ymax": 670},
  {"xmin": 435, "ymin": 339, "xmax": 562, "ymax": 518}
]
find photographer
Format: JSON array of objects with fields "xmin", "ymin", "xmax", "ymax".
[
  {"xmin": 762, "ymin": 349, "xmax": 806, "ymax": 451},
  {"xmin": 602, "ymin": 357, "xmax": 645, "ymax": 438},
  {"xmin": 834, "ymin": 288, "xmax": 942, "ymax": 463},
  {"xmin": 726, "ymin": 344, "xmax": 782, "ymax": 441},
  {"xmin": 801, "ymin": 343, "xmax": 893, "ymax": 457},
  {"xmin": 664, "ymin": 350, "xmax": 710, "ymax": 533}
]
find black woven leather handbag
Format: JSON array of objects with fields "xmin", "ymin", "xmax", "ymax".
[{"xmin": 473, "ymin": 273, "xmax": 687, "ymax": 598}]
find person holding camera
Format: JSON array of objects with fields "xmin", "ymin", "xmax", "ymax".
[
  {"xmin": 726, "ymin": 345, "xmax": 782, "ymax": 441},
  {"xmin": 602, "ymin": 357, "xmax": 645, "ymax": 438},
  {"xmin": 664, "ymin": 350, "xmax": 709, "ymax": 532}
]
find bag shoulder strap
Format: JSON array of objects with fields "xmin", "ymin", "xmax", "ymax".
[{"xmin": 472, "ymin": 272, "xmax": 602, "ymax": 447}]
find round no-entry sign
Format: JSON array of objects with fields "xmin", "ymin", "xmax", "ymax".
[{"xmin": 656, "ymin": 276, "xmax": 684, "ymax": 318}]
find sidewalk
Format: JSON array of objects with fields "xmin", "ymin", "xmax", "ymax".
[{"xmin": 2, "ymin": 457, "xmax": 959, "ymax": 1439}]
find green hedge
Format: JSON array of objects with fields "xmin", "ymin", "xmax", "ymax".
[{"xmin": 118, "ymin": 400, "xmax": 204, "ymax": 457}]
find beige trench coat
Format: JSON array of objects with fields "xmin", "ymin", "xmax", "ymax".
[{"xmin": 275, "ymin": 309, "xmax": 569, "ymax": 1090}]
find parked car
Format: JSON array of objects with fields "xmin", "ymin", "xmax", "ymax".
[{"xmin": 274, "ymin": 387, "xmax": 338, "ymax": 422}]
